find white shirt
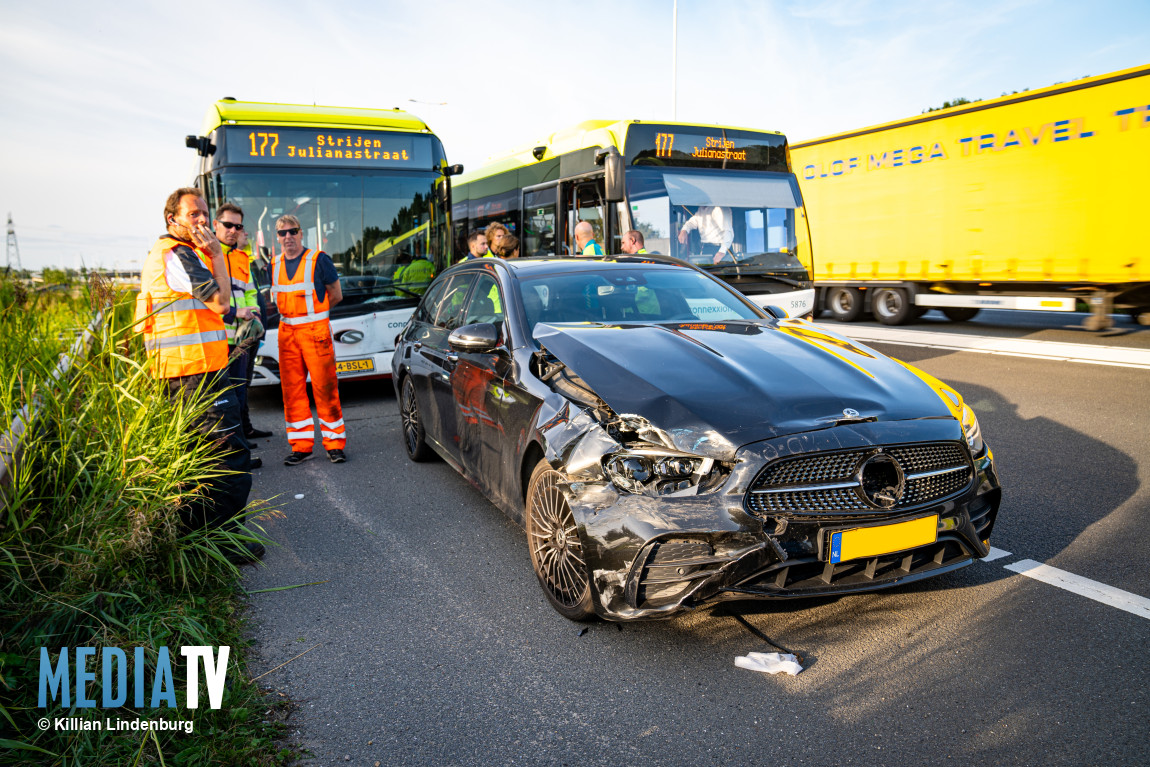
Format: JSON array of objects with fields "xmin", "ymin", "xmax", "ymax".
[{"xmin": 681, "ymin": 206, "xmax": 734, "ymax": 254}]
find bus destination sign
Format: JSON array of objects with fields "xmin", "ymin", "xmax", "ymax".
[
  {"xmin": 223, "ymin": 126, "xmax": 429, "ymax": 168},
  {"xmin": 626, "ymin": 124, "xmax": 788, "ymax": 173}
]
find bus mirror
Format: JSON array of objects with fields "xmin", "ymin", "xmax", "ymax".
[
  {"xmin": 597, "ymin": 148, "xmax": 625, "ymax": 202},
  {"xmin": 184, "ymin": 135, "xmax": 216, "ymax": 157},
  {"xmin": 444, "ymin": 164, "xmax": 464, "ymax": 177}
]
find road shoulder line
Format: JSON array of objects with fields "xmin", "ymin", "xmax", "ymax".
[{"xmin": 813, "ymin": 324, "xmax": 1150, "ymax": 369}]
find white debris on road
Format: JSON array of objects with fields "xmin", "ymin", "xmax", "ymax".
[{"xmin": 735, "ymin": 652, "xmax": 803, "ymax": 676}]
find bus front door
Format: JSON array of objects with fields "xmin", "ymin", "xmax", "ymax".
[{"xmin": 561, "ymin": 178, "xmax": 608, "ymax": 255}]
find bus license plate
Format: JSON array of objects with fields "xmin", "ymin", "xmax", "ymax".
[
  {"xmin": 828, "ymin": 515, "xmax": 937, "ymax": 563},
  {"xmin": 336, "ymin": 358, "xmax": 375, "ymax": 375}
]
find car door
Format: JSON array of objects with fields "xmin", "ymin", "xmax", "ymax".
[
  {"xmin": 450, "ymin": 271, "xmax": 516, "ymax": 491},
  {"xmin": 419, "ymin": 272, "xmax": 478, "ymax": 463}
]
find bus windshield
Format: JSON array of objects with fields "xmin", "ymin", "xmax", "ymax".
[
  {"xmin": 625, "ymin": 168, "xmax": 809, "ymax": 279},
  {"xmin": 211, "ymin": 168, "xmax": 446, "ymax": 314}
]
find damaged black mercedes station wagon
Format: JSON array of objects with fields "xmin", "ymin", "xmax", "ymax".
[{"xmin": 391, "ymin": 256, "xmax": 1001, "ymax": 621}]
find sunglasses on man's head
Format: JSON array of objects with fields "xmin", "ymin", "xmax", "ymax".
[
  {"xmin": 277, "ymin": 227, "xmax": 300, "ymax": 237},
  {"xmin": 218, "ymin": 221, "xmax": 244, "ymax": 231}
]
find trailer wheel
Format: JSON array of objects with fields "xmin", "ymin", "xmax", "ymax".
[
  {"xmin": 871, "ymin": 288, "xmax": 914, "ymax": 326},
  {"xmin": 942, "ymin": 307, "xmax": 981, "ymax": 322},
  {"xmin": 827, "ymin": 287, "xmax": 865, "ymax": 322}
]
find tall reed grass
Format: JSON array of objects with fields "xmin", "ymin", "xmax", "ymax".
[{"xmin": 0, "ymin": 275, "xmax": 289, "ymax": 765}]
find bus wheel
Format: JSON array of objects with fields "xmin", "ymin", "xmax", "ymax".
[
  {"xmin": 942, "ymin": 307, "xmax": 981, "ymax": 322},
  {"xmin": 827, "ymin": 287, "xmax": 865, "ymax": 322},
  {"xmin": 871, "ymin": 288, "xmax": 914, "ymax": 326},
  {"xmin": 1130, "ymin": 309, "xmax": 1150, "ymax": 326}
]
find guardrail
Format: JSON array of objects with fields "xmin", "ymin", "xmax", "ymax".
[{"xmin": 0, "ymin": 311, "xmax": 104, "ymax": 506}]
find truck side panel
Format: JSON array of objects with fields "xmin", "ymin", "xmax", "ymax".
[{"xmin": 791, "ymin": 65, "xmax": 1150, "ymax": 288}]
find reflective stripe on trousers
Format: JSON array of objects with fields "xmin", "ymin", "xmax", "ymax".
[{"xmin": 278, "ymin": 320, "xmax": 346, "ymax": 453}]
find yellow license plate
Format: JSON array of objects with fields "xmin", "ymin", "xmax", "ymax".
[
  {"xmin": 335, "ymin": 358, "xmax": 375, "ymax": 375},
  {"xmin": 829, "ymin": 515, "xmax": 938, "ymax": 563}
]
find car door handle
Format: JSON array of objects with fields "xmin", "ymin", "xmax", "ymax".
[{"xmin": 446, "ymin": 353, "xmax": 459, "ymax": 363}]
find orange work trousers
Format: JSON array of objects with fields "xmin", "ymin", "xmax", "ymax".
[{"xmin": 279, "ymin": 320, "xmax": 346, "ymax": 453}]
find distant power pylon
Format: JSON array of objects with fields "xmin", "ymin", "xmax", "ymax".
[{"xmin": 5, "ymin": 213, "xmax": 21, "ymax": 272}]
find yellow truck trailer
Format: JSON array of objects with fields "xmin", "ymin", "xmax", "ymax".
[{"xmin": 790, "ymin": 63, "xmax": 1150, "ymax": 330}]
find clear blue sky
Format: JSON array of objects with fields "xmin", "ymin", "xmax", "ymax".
[{"xmin": 1, "ymin": 0, "xmax": 1147, "ymax": 270}]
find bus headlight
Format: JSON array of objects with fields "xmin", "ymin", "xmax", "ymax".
[{"xmin": 961, "ymin": 403, "xmax": 984, "ymax": 456}]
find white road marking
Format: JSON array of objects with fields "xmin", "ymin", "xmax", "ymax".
[
  {"xmin": 1003, "ymin": 559, "xmax": 1150, "ymax": 620},
  {"xmin": 813, "ymin": 324, "xmax": 1150, "ymax": 370},
  {"xmin": 981, "ymin": 546, "xmax": 1013, "ymax": 562}
]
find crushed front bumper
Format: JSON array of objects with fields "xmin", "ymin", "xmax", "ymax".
[{"xmin": 566, "ymin": 419, "xmax": 1001, "ymax": 620}]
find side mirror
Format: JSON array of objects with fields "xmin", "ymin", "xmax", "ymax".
[
  {"xmin": 448, "ymin": 322, "xmax": 499, "ymax": 353},
  {"xmin": 596, "ymin": 147, "xmax": 625, "ymax": 202},
  {"xmin": 762, "ymin": 305, "xmax": 789, "ymax": 319}
]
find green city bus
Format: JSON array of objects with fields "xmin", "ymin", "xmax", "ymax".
[
  {"xmin": 452, "ymin": 119, "xmax": 815, "ymax": 316},
  {"xmin": 184, "ymin": 98, "xmax": 461, "ymax": 384}
]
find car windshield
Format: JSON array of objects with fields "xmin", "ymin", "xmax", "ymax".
[{"xmin": 516, "ymin": 265, "xmax": 762, "ymax": 334}]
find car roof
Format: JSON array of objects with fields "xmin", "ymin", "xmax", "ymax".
[{"xmin": 489, "ymin": 255, "xmax": 697, "ymax": 277}]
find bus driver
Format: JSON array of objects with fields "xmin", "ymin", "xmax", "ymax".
[{"xmin": 677, "ymin": 205, "xmax": 733, "ymax": 263}]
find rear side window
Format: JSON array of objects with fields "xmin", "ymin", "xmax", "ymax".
[
  {"xmin": 432, "ymin": 274, "xmax": 477, "ymax": 331},
  {"xmin": 412, "ymin": 278, "xmax": 449, "ymax": 325}
]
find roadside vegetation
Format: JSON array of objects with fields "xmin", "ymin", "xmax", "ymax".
[{"xmin": 0, "ymin": 274, "xmax": 293, "ymax": 766}]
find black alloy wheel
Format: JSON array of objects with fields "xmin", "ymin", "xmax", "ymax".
[
  {"xmin": 827, "ymin": 286, "xmax": 866, "ymax": 322},
  {"xmin": 871, "ymin": 287, "xmax": 915, "ymax": 325},
  {"xmin": 400, "ymin": 376, "xmax": 433, "ymax": 462},
  {"xmin": 525, "ymin": 460, "xmax": 594, "ymax": 621},
  {"xmin": 942, "ymin": 307, "xmax": 981, "ymax": 322}
]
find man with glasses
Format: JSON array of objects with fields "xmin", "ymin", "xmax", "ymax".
[
  {"xmin": 213, "ymin": 204, "xmax": 270, "ymax": 466},
  {"xmin": 270, "ymin": 215, "xmax": 347, "ymax": 465}
]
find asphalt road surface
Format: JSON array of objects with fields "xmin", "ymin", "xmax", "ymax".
[{"xmin": 242, "ymin": 311, "xmax": 1149, "ymax": 767}]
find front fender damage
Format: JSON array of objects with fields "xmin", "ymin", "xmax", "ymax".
[{"xmin": 532, "ymin": 349, "xmax": 782, "ymax": 620}]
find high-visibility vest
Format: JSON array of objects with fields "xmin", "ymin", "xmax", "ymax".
[
  {"xmin": 272, "ymin": 248, "xmax": 331, "ymax": 326},
  {"xmin": 134, "ymin": 236, "xmax": 229, "ymax": 379},
  {"xmin": 581, "ymin": 240, "xmax": 604, "ymax": 256},
  {"xmin": 393, "ymin": 257, "xmax": 434, "ymax": 296},
  {"xmin": 224, "ymin": 244, "xmax": 259, "ymax": 342}
]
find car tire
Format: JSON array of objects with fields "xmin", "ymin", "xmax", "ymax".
[
  {"xmin": 942, "ymin": 307, "xmax": 981, "ymax": 322},
  {"xmin": 827, "ymin": 287, "xmax": 865, "ymax": 322},
  {"xmin": 871, "ymin": 288, "xmax": 915, "ymax": 325},
  {"xmin": 400, "ymin": 375, "xmax": 434, "ymax": 462},
  {"xmin": 525, "ymin": 460, "xmax": 594, "ymax": 621}
]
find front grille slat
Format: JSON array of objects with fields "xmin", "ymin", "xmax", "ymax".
[{"xmin": 746, "ymin": 441, "xmax": 972, "ymax": 517}]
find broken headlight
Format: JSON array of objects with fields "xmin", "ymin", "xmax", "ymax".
[{"xmin": 604, "ymin": 446, "xmax": 729, "ymax": 497}]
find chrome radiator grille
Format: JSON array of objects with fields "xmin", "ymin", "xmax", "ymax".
[{"xmin": 746, "ymin": 442, "xmax": 973, "ymax": 517}]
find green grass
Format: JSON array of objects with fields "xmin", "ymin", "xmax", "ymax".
[{"xmin": 0, "ymin": 274, "xmax": 295, "ymax": 766}]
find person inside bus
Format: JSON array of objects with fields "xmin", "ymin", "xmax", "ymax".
[
  {"xmin": 485, "ymin": 222, "xmax": 510, "ymax": 258},
  {"xmin": 621, "ymin": 229, "xmax": 649, "ymax": 255},
  {"xmin": 460, "ymin": 230, "xmax": 488, "ymax": 262},
  {"xmin": 574, "ymin": 220, "xmax": 604, "ymax": 256},
  {"xmin": 677, "ymin": 205, "xmax": 733, "ymax": 263}
]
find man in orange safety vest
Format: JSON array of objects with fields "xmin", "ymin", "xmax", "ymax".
[
  {"xmin": 135, "ymin": 187, "xmax": 260, "ymax": 563},
  {"xmin": 271, "ymin": 214, "xmax": 348, "ymax": 465}
]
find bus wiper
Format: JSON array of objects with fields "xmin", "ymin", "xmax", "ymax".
[{"xmin": 705, "ymin": 265, "xmax": 805, "ymax": 288}]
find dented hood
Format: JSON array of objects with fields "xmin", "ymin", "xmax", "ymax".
[{"xmin": 533, "ymin": 320, "xmax": 955, "ymax": 458}]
